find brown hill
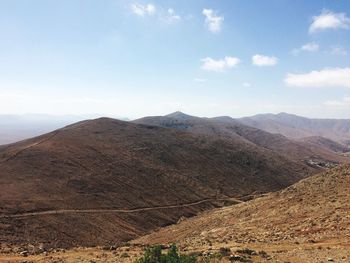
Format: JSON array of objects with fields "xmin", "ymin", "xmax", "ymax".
[
  {"xmin": 238, "ymin": 112, "xmax": 350, "ymax": 145},
  {"xmin": 135, "ymin": 165, "xmax": 350, "ymax": 262},
  {"xmin": 0, "ymin": 117, "xmax": 311, "ymax": 248},
  {"xmin": 299, "ymin": 136, "xmax": 350, "ymax": 153},
  {"xmin": 134, "ymin": 112, "xmax": 350, "ymax": 166}
]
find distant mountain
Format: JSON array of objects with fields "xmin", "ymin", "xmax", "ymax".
[
  {"xmin": 135, "ymin": 112, "xmax": 350, "ymax": 167},
  {"xmin": 0, "ymin": 117, "xmax": 310, "ymax": 248},
  {"xmin": 134, "ymin": 164, "xmax": 350, "ymax": 262},
  {"xmin": 164, "ymin": 111, "xmax": 196, "ymax": 120},
  {"xmin": 300, "ymin": 136, "xmax": 350, "ymax": 153},
  {"xmin": 0, "ymin": 114, "xmax": 128, "ymax": 145},
  {"xmin": 238, "ymin": 112, "xmax": 350, "ymax": 146}
]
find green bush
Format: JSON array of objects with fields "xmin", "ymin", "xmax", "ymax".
[{"xmin": 135, "ymin": 244, "xmax": 196, "ymax": 263}]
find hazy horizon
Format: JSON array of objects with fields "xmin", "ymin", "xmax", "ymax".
[
  {"xmin": 1, "ymin": 1, "xmax": 350, "ymax": 257},
  {"xmin": 3, "ymin": 110, "xmax": 350, "ymax": 124},
  {"xmin": 1, "ymin": 0, "xmax": 350, "ymax": 119}
]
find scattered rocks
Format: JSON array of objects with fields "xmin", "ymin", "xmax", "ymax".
[
  {"xmin": 258, "ymin": 250, "xmax": 272, "ymax": 259},
  {"xmin": 19, "ymin": 250, "xmax": 29, "ymax": 257},
  {"xmin": 219, "ymin": 247, "xmax": 231, "ymax": 256},
  {"xmin": 229, "ymin": 254, "xmax": 244, "ymax": 261},
  {"xmin": 229, "ymin": 254, "xmax": 252, "ymax": 262},
  {"xmin": 236, "ymin": 248, "xmax": 257, "ymax": 255},
  {"xmin": 177, "ymin": 216, "xmax": 187, "ymax": 224},
  {"xmin": 102, "ymin": 245, "xmax": 117, "ymax": 251}
]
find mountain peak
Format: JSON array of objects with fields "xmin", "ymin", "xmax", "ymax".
[{"xmin": 165, "ymin": 111, "xmax": 195, "ymax": 120}]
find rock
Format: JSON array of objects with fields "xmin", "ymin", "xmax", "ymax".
[
  {"xmin": 230, "ymin": 254, "xmax": 243, "ymax": 261},
  {"xmin": 236, "ymin": 248, "xmax": 257, "ymax": 255},
  {"xmin": 102, "ymin": 246, "xmax": 110, "ymax": 251},
  {"xmin": 177, "ymin": 216, "xmax": 187, "ymax": 224},
  {"xmin": 37, "ymin": 243, "xmax": 47, "ymax": 254},
  {"xmin": 19, "ymin": 250, "xmax": 29, "ymax": 257},
  {"xmin": 327, "ymin": 258, "xmax": 334, "ymax": 262},
  {"xmin": 202, "ymin": 251, "xmax": 212, "ymax": 257},
  {"xmin": 219, "ymin": 247, "xmax": 231, "ymax": 256},
  {"xmin": 109, "ymin": 245, "xmax": 117, "ymax": 251},
  {"xmin": 160, "ymin": 244, "xmax": 170, "ymax": 249}
]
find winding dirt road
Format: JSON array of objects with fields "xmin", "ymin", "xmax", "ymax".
[{"xmin": 0, "ymin": 197, "xmax": 243, "ymax": 219}]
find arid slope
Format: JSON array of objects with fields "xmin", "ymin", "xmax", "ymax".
[
  {"xmin": 0, "ymin": 118, "xmax": 310, "ymax": 248},
  {"xmin": 238, "ymin": 112, "xmax": 350, "ymax": 145},
  {"xmin": 135, "ymin": 165, "xmax": 350, "ymax": 262},
  {"xmin": 135, "ymin": 112, "xmax": 349, "ymax": 165}
]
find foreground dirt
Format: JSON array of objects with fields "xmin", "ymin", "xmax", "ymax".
[
  {"xmin": 135, "ymin": 165, "xmax": 350, "ymax": 245},
  {"xmin": 132, "ymin": 165, "xmax": 350, "ymax": 262},
  {"xmin": 1, "ymin": 166, "xmax": 349, "ymax": 262},
  {"xmin": 0, "ymin": 240, "xmax": 349, "ymax": 263},
  {"xmin": 1, "ymin": 165, "xmax": 349, "ymax": 262}
]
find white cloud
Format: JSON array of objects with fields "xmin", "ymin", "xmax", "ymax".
[
  {"xmin": 309, "ymin": 10, "xmax": 350, "ymax": 33},
  {"xmin": 166, "ymin": 8, "xmax": 181, "ymax": 23},
  {"xmin": 202, "ymin": 9, "xmax": 224, "ymax": 33},
  {"xmin": 324, "ymin": 97, "xmax": 350, "ymax": 107},
  {"xmin": 285, "ymin": 68, "xmax": 350, "ymax": 88},
  {"xmin": 242, "ymin": 82, "xmax": 251, "ymax": 87},
  {"xmin": 252, "ymin": 54, "xmax": 278, "ymax": 66},
  {"xmin": 131, "ymin": 4, "xmax": 182, "ymax": 24},
  {"xmin": 330, "ymin": 46, "xmax": 348, "ymax": 56},
  {"xmin": 131, "ymin": 3, "xmax": 156, "ymax": 16},
  {"xmin": 292, "ymin": 42, "xmax": 319, "ymax": 55},
  {"xmin": 201, "ymin": 56, "xmax": 240, "ymax": 72},
  {"xmin": 301, "ymin": 42, "xmax": 319, "ymax": 52}
]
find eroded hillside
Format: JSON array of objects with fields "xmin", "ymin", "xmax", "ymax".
[{"xmin": 0, "ymin": 118, "xmax": 311, "ymax": 248}]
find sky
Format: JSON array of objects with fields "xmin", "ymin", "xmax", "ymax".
[{"xmin": 0, "ymin": 0, "xmax": 350, "ymax": 119}]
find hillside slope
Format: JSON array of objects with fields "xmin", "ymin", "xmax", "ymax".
[
  {"xmin": 299, "ymin": 136, "xmax": 350, "ymax": 153},
  {"xmin": 135, "ymin": 112, "xmax": 349, "ymax": 166},
  {"xmin": 238, "ymin": 112, "xmax": 350, "ymax": 145},
  {"xmin": 135, "ymin": 165, "xmax": 350, "ymax": 262},
  {"xmin": 0, "ymin": 118, "xmax": 310, "ymax": 248}
]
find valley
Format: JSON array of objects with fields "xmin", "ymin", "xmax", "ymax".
[
  {"xmin": 2, "ymin": 1, "xmax": 350, "ymax": 262},
  {"xmin": 0, "ymin": 113, "xmax": 349, "ymax": 262}
]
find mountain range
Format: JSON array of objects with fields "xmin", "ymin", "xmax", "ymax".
[
  {"xmin": 0, "ymin": 116, "xmax": 314, "ymax": 248},
  {"xmin": 238, "ymin": 112, "xmax": 350, "ymax": 146},
  {"xmin": 135, "ymin": 112, "xmax": 350, "ymax": 166},
  {"xmin": 0, "ymin": 111, "xmax": 349, "ymax": 257}
]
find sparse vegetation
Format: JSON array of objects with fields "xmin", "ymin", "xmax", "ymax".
[
  {"xmin": 218, "ymin": 247, "xmax": 231, "ymax": 256},
  {"xmin": 199, "ymin": 252, "xmax": 223, "ymax": 263},
  {"xmin": 134, "ymin": 244, "xmax": 196, "ymax": 263}
]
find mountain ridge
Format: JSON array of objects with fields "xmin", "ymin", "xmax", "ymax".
[
  {"xmin": 134, "ymin": 112, "xmax": 350, "ymax": 166},
  {"xmin": 238, "ymin": 112, "xmax": 350, "ymax": 145},
  {"xmin": 0, "ymin": 117, "xmax": 311, "ymax": 248}
]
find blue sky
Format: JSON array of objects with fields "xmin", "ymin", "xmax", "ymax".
[{"xmin": 0, "ymin": 0, "xmax": 350, "ymax": 119}]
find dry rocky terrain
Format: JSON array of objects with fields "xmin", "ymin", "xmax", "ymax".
[
  {"xmin": 1, "ymin": 165, "xmax": 349, "ymax": 262},
  {"xmin": 133, "ymin": 165, "xmax": 350, "ymax": 262},
  {"xmin": 0, "ymin": 117, "xmax": 314, "ymax": 248},
  {"xmin": 0, "ymin": 115, "xmax": 349, "ymax": 262}
]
